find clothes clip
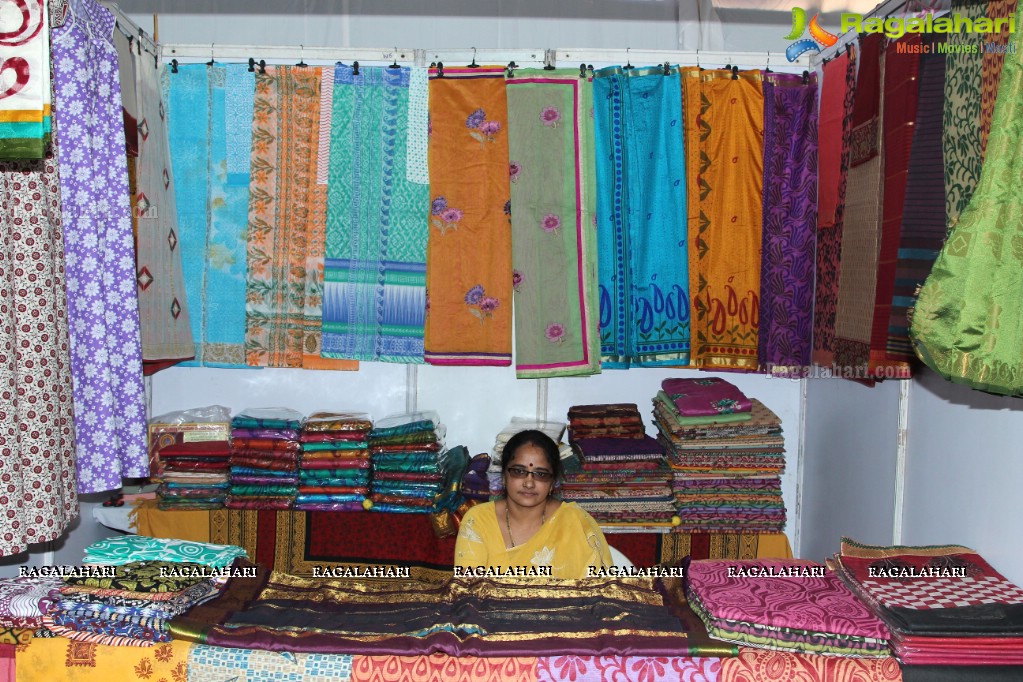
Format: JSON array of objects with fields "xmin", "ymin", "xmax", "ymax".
[
  {"xmin": 353, "ymin": 61, "xmax": 360, "ymax": 76},
  {"xmin": 248, "ymin": 57, "xmax": 256, "ymax": 72},
  {"xmin": 579, "ymin": 63, "xmax": 587, "ymax": 78},
  {"xmin": 170, "ymin": 58, "xmax": 178, "ymax": 74},
  {"xmin": 390, "ymin": 49, "xmax": 400, "ymax": 69},
  {"xmin": 731, "ymin": 65, "xmax": 739, "ymax": 80},
  {"xmin": 506, "ymin": 61, "xmax": 517, "ymax": 78},
  {"xmin": 662, "ymin": 61, "xmax": 671, "ymax": 76},
  {"xmin": 801, "ymin": 70, "xmax": 809, "ymax": 85}
]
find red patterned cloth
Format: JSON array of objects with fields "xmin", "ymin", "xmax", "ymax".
[
  {"xmin": 351, "ymin": 655, "xmax": 535, "ymax": 682},
  {"xmin": 719, "ymin": 648, "xmax": 901, "ymax": 682},
  {"xmin": 349, "ymin": 654, "xmax": 536, "ymax": 682}
]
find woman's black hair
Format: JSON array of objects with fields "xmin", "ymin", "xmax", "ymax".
[{"xmin": 501, "ymin": 429, "xmax": 564, "ymax": 483}]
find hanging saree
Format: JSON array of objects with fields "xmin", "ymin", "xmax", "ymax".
[
  {"xmin": 813, "ymin": 49, "xmax": 856, "ymax": 369},
  {"xmin": 943, "ymin": 0, "xmax": 986, "ymax": 227},
  {"xmin": 322, "ymin": 65, "xmax": 429, "ymax": 364},
  {"xmin": 167, "ymin": 64, "xmax": 252, "ymax": 367},
  {"xmin": 980, "ymin": 0, "xmax": 1018, "ymax": 156},
  {"xmin": 424, "ymin": 67, "xmax": 512, "ymax": 366},
  {"xmin": 593, "ymin": 66, "xmax": 689, "ymax": 369},
  {"xmin": 506, "ymin": 69, "xmax": 600, "ymax": 378},
  {"xmin": 888, "ymin": 36, "xmax": 946, "ymax": 362},
  {"xmin": 118, "ymin": 32, "xmax": 194, "ymax": 373},
  {"xmin": 911, "ymin": 27, "xmax": 1023, "ymax": 395},
  {"xmin": 0, "ymin": 134, "xmax": 78, "ymax": 555},
  {"xmin": 683, "ymin": 68, "xmax": 763, "ymax": 370},
  {"xmin": 298, "ymin": 65, "xmax": 347, "ymax": 371},
  {"xmin": 758, "ymin": 73, "xmax": 817, "ymax": 372},
  {"xmin": 867, "ymin": 35, "xmax": 919, "ymax": 379},
  {"xmin": 51, "ymin": 0, "xmax": 148, "ymax": 491},
  {"xmin": 0, "ymin": 0, "xmax": 49, "ymax": 159},
  {"xmin": 245, "ymin": 66, "xmax": 357, "ymax": 370},
  {"xmin": 833, "ymin": 34, "xmax": 884, "ymax": 377},
  {"xmin": 817, "ymin": 54, "xmax": 848, "ymax": 230}
]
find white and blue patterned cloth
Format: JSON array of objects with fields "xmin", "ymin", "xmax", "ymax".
[{"xmin": 188, "ymin": 645, "xmax": 354, "ymax": 682}]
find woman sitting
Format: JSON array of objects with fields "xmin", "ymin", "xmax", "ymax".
[{"xmin": 454, "ymin": 429, "xmax": 612, "ymax": 578}]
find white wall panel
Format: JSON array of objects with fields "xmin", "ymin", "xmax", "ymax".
[
  {"xmin": 799, "ymin": 377, "xmax": 901, "ymax": 563},
  {"xmin": 151, "ymin": 365, "xmax": 411, "ymax": 422}
]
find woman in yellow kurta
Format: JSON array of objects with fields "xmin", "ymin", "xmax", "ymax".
[{"xmin": 455, "ymin": 430, "xmax": 612, "ymax": 578}]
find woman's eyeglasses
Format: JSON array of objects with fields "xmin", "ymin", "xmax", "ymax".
[{"xmin": 505, "ymin": 466, "xmax": 553, "ymax": 482}]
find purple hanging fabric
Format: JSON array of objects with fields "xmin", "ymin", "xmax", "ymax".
[
  {"xmin": 50, "ymin": 0, "xmax": 148, "ymax": 492},
  {"xmin": 758, "ymin": 73, "xmax": 819, "ymax": 371}
]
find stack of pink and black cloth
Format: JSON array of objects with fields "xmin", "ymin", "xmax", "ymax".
[
  {"xmin": 562, "ymin": 403, "xmax": 674, "ymax": 527},
  {"xmin": 832, "ymin": 538, "xmax": 1023, "ymax": 679},
  {"xmin": 295, "ymin": 411, "xmax": 373, "ymax": 512},
  {"xmin": 226, "ymin": 407, "xmax": 303, "ymax": 510},
  {"xmin": 368, "ymin": 411, "xmax": 448, "ymax": 513},
  {"xmin": 685, "ymin": 558, "xmax": 892, "ymax": 657},
  {"xmin": 653, "ymin": 378, "xmax": 786, "ymax": 533}
]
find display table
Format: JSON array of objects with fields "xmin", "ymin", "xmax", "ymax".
[
  {"xmin": 13, "ymin": 637, "xmax": 907, "ymax": 682},
  {"xmin": 129, "ymin": 500, "xmax": 791, "ymax": 576}
]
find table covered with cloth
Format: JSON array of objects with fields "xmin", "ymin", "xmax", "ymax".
[
  {"xmin": 129, "ymin": 500, "xmax": 791, "ymax": 577},
  {"xmin": 12, "ymin": 638, "xmax": 913, "ymax": 681},
  {"xmin": 169, "ymin": 560, "xmax": 736, "ymax": 658}
]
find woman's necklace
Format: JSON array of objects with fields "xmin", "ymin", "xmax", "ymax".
[{"xmin": 505, "ymin": 499, "xmax": 547, "ymax": 548}]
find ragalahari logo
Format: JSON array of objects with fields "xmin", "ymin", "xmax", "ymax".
[{"xmin": 784, "ymin": 7, "xmax": 838, "ymax": 61}]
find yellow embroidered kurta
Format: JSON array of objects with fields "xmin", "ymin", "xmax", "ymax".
[{"xmin": 454, "ymin": 501, "xmax": 612, "ymax": 579}]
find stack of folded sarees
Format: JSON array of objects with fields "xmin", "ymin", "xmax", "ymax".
[
  {"xmin": 832, "ymin": 538, "xmax": 1023, "ymax": 673},
  {"xmin": 686, "ymin": 558, "xmax": 892, "ymax": 657},
  {"xmin": 368, "ymin": 411, "xmax": 448, "ymax": 513},
  {"xmin": 150, "ymin": 406, "xmax": 232, "ymax": 510},
  {"xmin": 295, "ymin": 412, "xmax": 373, "ymax": 511},
  {"xmin": 40, "ymin": 537, "xmax": 242, "ymax": 646},
  {"xmin": 562, "ymin": 404, "xmax": 674, "ymax": 527},
  {"xmin": 653, "ymin": 378, "xmax": 786, "ymax": 533},
  {"xmin": 226, "ymin": 408, "xmax": 303, "ymax": 510}
]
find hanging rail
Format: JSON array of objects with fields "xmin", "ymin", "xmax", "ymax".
[
  {"xmin": 160, "ymin": 44, "xmax": 420, "ymax": 65},
  {"xmin": 554, "ymin": 48, "xmax": 810, "ymax": 69},
  {"xmin": 159, "ymin": 44, "xmax": 808, "ymax": 70}
]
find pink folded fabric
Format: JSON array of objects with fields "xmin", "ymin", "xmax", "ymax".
[
  {"xmin": 661, "ymin": 378, "xmax": 752, "ymax": 416},
  {"xmin": 687, "ymin": 559, "xmax": 890, "ymax": 640}
]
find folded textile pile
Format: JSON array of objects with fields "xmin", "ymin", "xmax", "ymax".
[
  {"xmin": 150, "ymin": 405, "xmax": 231, "ymax": 508},
  {"xmin": 568, "ymin": 403, "xmax": 647, "ymax": 440},
  {"xmin": 227, "ymin": 408, "xmax": 304, "ymax": 510},
  {"xmin": 295, "ymin": 411, "xmax": 373, "ymax": 512},
  {"xmin": 368, "ymin": 411, "xmax": 449, "ymax": 513},
  {"xmin": 41, "ymin": 560, "xmax": 222, "ymax": 647},
  {"xmin": 170, "ymin": 563, "xmax": 738, "ymax": 657},
  {"xmin": 82, "ymin": 535, "xmax": 248, "ymax": 568},
  {"xmin": 0, "ymin": 575, "xmax": 62, "ymax": 642},
  {"xmin": 565, "ymin": 405, "xmax": 671, "ymax": 527},
  {"xmin": 686, "ymin": 558, "xmax": 892, "ymax": 657},
  {"xmin": 653, "ymin": 379, "xmax": 786, "ymax": 533},
  {"xmin": 832, "ymin": 538, "xmax": 1023, "ymax": 667}
]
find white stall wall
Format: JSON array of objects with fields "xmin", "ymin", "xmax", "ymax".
[
  {"xmin": 903, "ymin": 370, "xmax": 1023, "ymax": 588},
  {"xmin": 798, "ymin": 378, "xmax": 902, "ymax": 564}
]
